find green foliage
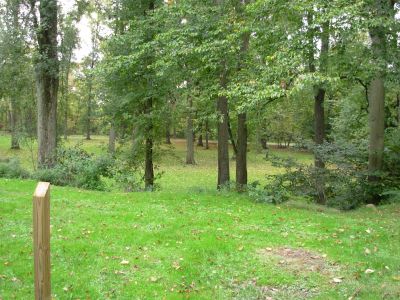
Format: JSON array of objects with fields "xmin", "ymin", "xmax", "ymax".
[
  {"xmin": 34, "ymin": 145, "xmax": 114, "ymax": 191},
  {"xmin": 0, "ymin": 158, "xmax": 29, "ymax": 179}
]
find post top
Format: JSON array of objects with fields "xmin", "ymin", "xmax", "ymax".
[{"xmin": 34, "ymin": 182, "xmax": 50, "ymax": 198}]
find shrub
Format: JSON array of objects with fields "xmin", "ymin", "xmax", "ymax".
[
  {"xmin": 259, "ymin": 137, "xmax": 400, "ymax": 210},
  {"xmin": 34, "ymin": 145, "xmax": 114, "ymax": 191},
  {"xmin": 0, "ymin": 158, "xmax": 29, "ymax": 179}
]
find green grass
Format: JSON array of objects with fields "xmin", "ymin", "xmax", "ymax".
[{"xmin": 0, "ymin": 134, "xmax": 400, "ymax": 299}]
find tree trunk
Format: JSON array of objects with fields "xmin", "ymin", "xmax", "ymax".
[
  {"xmin": 260, "ymin": 138, "xmax": 267, "ymax": 150},
  {"xmin": 367, "ymin": 0, "xmax": 389, "ymax": 204},
  {"xmin": 205, "ymin": 119, "xmax": 210, "ymax": 149},
  {"xmin": 308, "ymin": 11, "xmax": 329, "ymax": 205},
  {"xmin": 236, "ymin": 113, "xmax": 247, "ymax": 191},
  {"xmin": 227, "ymin": 113, "xmax": 237, "ymax": 157},
  {"xmin": 217, "ymin": 72, "xmax": 230, "ymax": 188},
  {"xmin": 165, "ymin": 127, "xmax": 171, "ymax": 144},
  {"xmin": 9, "ymin": 98, "xmax": 20, "ymax": 150},
  {"xmin": 197, "ymin": 134, "xmax": 203, "ymax": 147},
  {"xmin": 144, "ymin": 98, "xmax": 154, "ymax": 190},
  {"xmin": 368, "ymin": 78, "xmax": 385, "ymax": 177},
  {"xmin": 32, "ymin": 0, "xmax": 59, "ymax": 168},
  {"xmin": 397, "ymin": 93, "xmax": 400, "ymax": 127},
  {"xmin": 108, "ymin": 122, "xmax": 116, "ymax": 154},
  {"xmin": 186, "ymin": 96, "xmax": 196, "ymax": 164},
  {"xmin": 86, "ymin": 91, "xmax": 92, "ymax": 140},
  {"xmin": 236, "ymin": 23, "xmax": 250, "ymax": 191}
]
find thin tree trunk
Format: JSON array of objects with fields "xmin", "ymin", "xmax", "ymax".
[
  {"xmin": 165, "ymin": 127, "xmax": 171, "ymax": 144},
  {"xmin": 186, "ymin": 96, "xmax": 195, "ymax": 164},
  {"xmin": 86, "ymin": 89, "xmax": 92, "ymax": 140},
  {"xmin": 31, "ymin": 0, "xmax": 59, "ymax": 168},
  {"xmin": 144, "ymin": 98, "xmax": 154, "ymax": 190},
  {"xmin": 108, "ymin": 122, "xmax": 116, "ymax": 154},
  {"xmin": 217, "ymin": 71, "xmax": 230, "ymax": 188},
  {"xmin": 197, "ymin": 134, "xmax": 203, "ymax": 147},
  {"xmin": 260, "ymin": 138, "xmax": 267, "ymax": 150},
  {"xmin": 205, "ymin": 119, "xmax": 209, "ymax": 150},
  {"xmin": 236, "ymin": 22, "xmax": 250, "ymax": 191},
  {"xmin": 397, "ymin": 93, "xmax": 400, "ymax": 126},
  {"xmin": 236, "ymin": 113, "xmax": 247, "ymax": 191},
  {"xmin": 227, "ymin": 113, "xmax": 237, "ymax": 157},
  {"xmin": 308, "ymin": 11, "xmax": 329, "ymax": 205},
  {"xmin": 9, "ymin": 98, "xmax": 20, "ymax": 149}
]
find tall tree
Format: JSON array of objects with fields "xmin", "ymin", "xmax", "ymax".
[
  {"xmin": 366, "ymin": 0, "xmax": 392, "ymax": 203},
  {"xmin": 30, "ymin": 0, "xmax": 59, "ymax": 167}
]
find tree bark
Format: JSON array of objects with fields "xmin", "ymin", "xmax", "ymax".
[
  {"xmin": 367, "ymin": 0, "xmax": 389, "ymax": 204},
  {"xmin": 217, "ymin": 71, "xmax": 230, "ymax": 188},
  {"xmin": 32, "ymin": 0, "xmax": 59, "ymax": 168},
  {"xmin": 186, "ymin": 96, "xmax": 195, "ymax": 164},
  {"xmin": 236, "ymin": 23, "xmax": 250, "ymax": 191}
]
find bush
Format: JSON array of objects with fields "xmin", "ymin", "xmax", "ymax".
[
  {"xmin": 259, "ymin": 137, "xmax": 400, "ymax": 210},
  {"xmin": 0, "ymin": 158, "xmax": 29, "ymax": 179},
  {"xmin": 34, "ymin": 145, "xmax": 114, "ymax": 191}
]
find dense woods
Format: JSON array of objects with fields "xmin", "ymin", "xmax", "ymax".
[{"xmin": 0, "ymin": 0, "xmax": 399, "ymax": 208}]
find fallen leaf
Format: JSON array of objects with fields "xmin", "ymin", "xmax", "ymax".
[
  {"xmin": 149, "ymin": 276, "xmax": 158, "ymax": 282},
  {"xmin": 332, "ymin": 277, "xmax": 342, "ymax": 283},
  {"xmin": 365, "ymin": 269, "xmax": 375, "ymax": 274}
]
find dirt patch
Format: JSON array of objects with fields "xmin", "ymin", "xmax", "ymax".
[{"xmin": 257, "ymin": 247, "xmax": 339, "ymax": 275}]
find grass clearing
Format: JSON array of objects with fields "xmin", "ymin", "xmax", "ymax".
[{"xmin": 0, "ymin": 134, "xmax": 399, "ymax": 299}]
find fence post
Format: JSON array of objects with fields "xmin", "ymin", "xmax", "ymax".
[{"xmin": 33, "ymin": 182, "xmax": 51, "ymax": 300}]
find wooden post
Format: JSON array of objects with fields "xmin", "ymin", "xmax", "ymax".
[{"xmin": 33, "ymin": 182, "xmax": 51, "ymax": 300}]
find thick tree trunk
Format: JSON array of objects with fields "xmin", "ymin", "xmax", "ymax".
[
  {"xmin": 367, "ymin": 0, "xmax": 389, "ymax": 204},
  {"xmin": 236, "ymin": 113, "xmax": 247, "ymax": 191},
  {"xmin": 186, "ymin": 97, "xmax": 195, "ymax": 164},
  {"xmin": 108, "ymin": 122, "xmax": 116, "ymax": 154},
  {"xmin": 217, "ymin": 73, "xmax": 230, "ymax": 188},
  {"xmin": 9, "ymin": 99, "xmax": 20, "ymax": 150},
  {"xmin": 236, "ymin": 25, "xmax": 250, "ymax": 191},
  {"xmin": 33, "ymin": 0, "xmax": 59, "ymax": 168},
  {"xmin": 144, "ymin": 98, "xmax": 154, "ymax": 190},
  {"xmin": 368, "ymin": 78, "xmax": 385, "ymax": 174}
]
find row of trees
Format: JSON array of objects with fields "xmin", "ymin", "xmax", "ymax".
[{"xmin": 0, "ymin": 0, "xmax": 399, "ymax": 204}]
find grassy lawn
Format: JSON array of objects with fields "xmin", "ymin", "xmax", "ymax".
[{"xmin": 1, "ymin": 134, "xmax": 400, "ymax": 299}]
